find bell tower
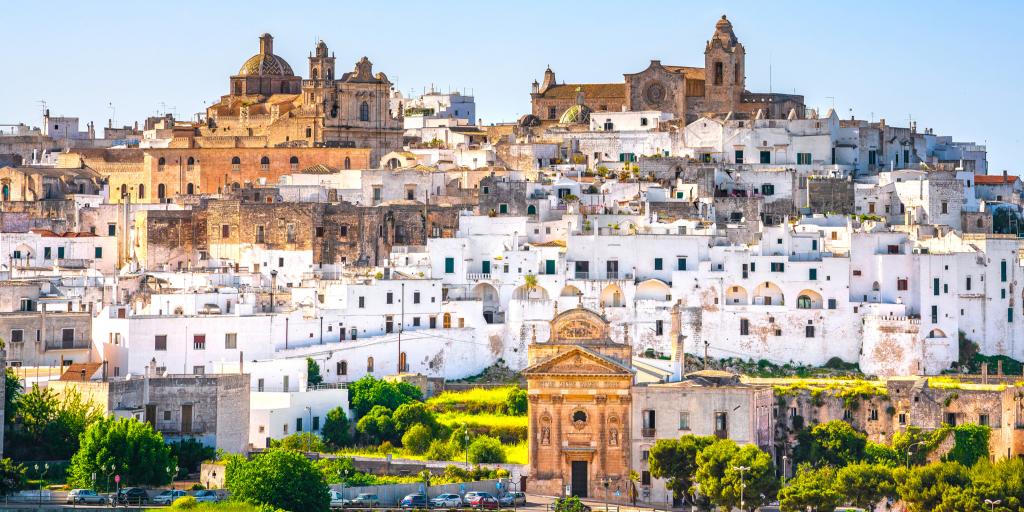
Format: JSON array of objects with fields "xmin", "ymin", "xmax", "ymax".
[
  {"xmin": 704, "ymin": 15, "xmax": 745, "ymax": 114},
  {"xmin": 309, "ymin": 40, "xmax": 335, "ymax": 81}
]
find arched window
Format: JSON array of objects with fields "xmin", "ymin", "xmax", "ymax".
[
  {"xmin": 187, "ymin": 157, "xmax": 195, "ymax": 171},
  {"xmin": 797, "ymin": 295, "xmax": 813, "ymax": 309},
  {"xmin": 260, "ymin": 156, "xmax": 270, "ymax": 171},
  {"xmin": 344, "ymin": 157, "xmax": 351, "ymax": 170},
  {"xmin": 186, "ymin": 183, "xmax": 195, "ymax": 195},
  {"xmin": 442, "ymin": 313, "xmax": 452, "ymax": 329},
  {"xmin": 527, "ymin": 204, "xmax": 537, "ymax": 215},
  {"xmin": 157, "ymin": 157, "xmax": 166, "ymax": 170},
  {"xmin": 572, "ymin": 410, "xmax": 587, "ymax": 423},
  {"xmin": 231, "ymin": 182, "xmax": 240, "ymax": 191},
  {"xmin": 327, "ymin": 68, "xmax": 333, "ymax": 80},
  {"xmin": 157, "ymin": 184, "xmax": 165, "ymax": 200},
  {"xmin": 359, "ymin": 101, "xmax": 370, "ymax": 122},
  {"xmin": 138, "ymin": 184, "xmax": 145, "ymax": 199},
  {"xmin": 312, "ymin": 68, "xmax": 319, "ymax": 80},
  {"xmin": 231, "ymin": 156, "xmax": 241, "ymax": 172},
  {"xmin": 366, "ymin": 357, "xmax": 374, "ymax": 373},
  {"xmin": 289, "ymin": 155, "xmax": 299, "ymax": 171},
  {"xmin": 713, "ymin": 61, "xmax": 724, "ymax": 85}
]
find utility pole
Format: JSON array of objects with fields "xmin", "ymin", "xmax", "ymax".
[{"xmin": 397, "ymin": 282, "xmax": 405, "ymax": 373}]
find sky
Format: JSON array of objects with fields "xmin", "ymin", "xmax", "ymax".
[{"xmin": 4, "ymin": 0, "xmax": 1022, "ymax": 173}]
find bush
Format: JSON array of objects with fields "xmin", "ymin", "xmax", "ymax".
[
  {"xmin": 348, "ymin": 376, "xmax": 421, "ymax": 419},
  {"xmin": 393, "ymin": 402, "xmax": 438, "ymax": 435},
  {"xmin": 0, "ymin": 458, "xmax": 27, "ymax": 495},
  {"xmin": 272, "ymin": 432, "xmax": 325, "ymax": 453},
  {"xmin": 554, "ymin": 496, "xmax": 588, "ymax": 512},
  {"xmin": 378, "ymin": 441, "xmax": 395, "ymax": 454},
  {"xmin": 67, "ymin": 416, "xmax": 174, "ymax": 491},
  {"xmin": 171, "ymin": 496, "xmax": 197, "ymax": 509},
  {"xmin": 425, "ymin": 440, "xmax": 452, "ymax": 461},
  {"xmin": 225, "ymin": 449, "xmax": 330, "ymax": 512},
  {"xmin": 402, "ymin": 424, "xmax": 433, "ymax": 455},
  {"xmin": 169, "ymin": 438, "xmax": 216, "ymax": 477},
  {"xmin": 190, "ymin": 483, "xmax": 206, "ymax": 491},
  {"xmin": 504, "ymin": 387, "xmax": 527, "ymax": 415},
  {"xmin": 322, "ymin": 407, "xmax": 351, "ymax": 448},
  {"xmin": 356, "ymin": 406, "xmax": 396, "ymax": 445},
  {"xmin": 467, "ymin": 436, "xmax": 506, "ymax": 464}
]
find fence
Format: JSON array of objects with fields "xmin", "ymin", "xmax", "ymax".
[{"xmin": 330, "ymin": 479, "xmax": 502, "ymax": 507}]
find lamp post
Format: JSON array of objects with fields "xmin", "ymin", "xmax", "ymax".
[
  {"xmin": 168, "ymin": 465, "xmax": 179, "ymax": 487},
  {"xmin": 269, "ymin": 269, "xmax": 278, "ymax": 313},
  {"xmin": 732, "ymin": 465, "xmax": 750, "ymax": 512},
  {"xmin": 905, "ymin": 440, "xmax": 929, "ymax": 468},
  {"xmin": 104, "ymin": 464, "xmax": 116, "ymax": 494},
  {"xmin": 34, "ymin": 463, "xmax": 49, "ymax": 505},
  {"xmin": 781, "ymin": 455, "xmax": 788, "ymax": 485},
  {"xmin": 463, "ymin": 424, "xmax": 470, "ymax": 470},
  {"xmin": 305, "ymin": 406, "xmax": 313, "ymax": 452},
  {"xmin": 340, "ymin": 469, "xmax": 349, "ymax": 509},
  {"xmin": 985, "ymin": 499, "xmax": 1002, "ymax": 512}
]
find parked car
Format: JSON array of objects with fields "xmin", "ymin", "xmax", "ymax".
[
  {"xmin": 429, "ymin": 493, "xmax": 463, "ymax": 508},
  {"xmin": 468, "ymin": 492, "xmax": 499, "ymax": 510},
  {"xmin": 152, "ymin": 489, "xmax": 187, "ymax": 505},
  {"xmin": 194, "ymin": 490, "xmax": 221, "ymax": 503},
  {"xmin": 401, "ymin": 493, "xmax": 428, "ymax": 508},
  {"xmin": 462, "ymin": 491, "xmax": 485, "ymax": 506},
  {"xmin": 499, "ymin": 492, "xmax": 526, "ymax": 507},
  {"xmin": 67, "ymin": 489, "xmax": 106, "ymax": 504},
  {"xmin": 110, "ymin": 487, "xmax": 149, "ymax": 505},
  {"xmin": 350, "ymin": 493, "xmax": 381, "ymax": 507},
  {"xmin": 329, "ymin": 490, "xmax": 351, "ymax": 509}
]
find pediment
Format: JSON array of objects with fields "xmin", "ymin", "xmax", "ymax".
[{"xmin": 523, "ymin": 346, "xmax": 632, "ymax": 377}]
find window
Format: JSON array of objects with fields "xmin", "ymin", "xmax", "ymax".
[
  {"xmin": 734, "ymin": 150, "xmax": 744, "ymax": 164},
  {"xmin": 759, "ymin": 150, "xmax": 771, "ymax": 164},
  {"xmin": 809, "ymin": 268, "xmax": 817, "ymax": 280},
  {"xmin": 193, "ymin": 366, "xmax": 205, "ymax": 375},
  {"xmin": 797, "ymin": 153, "xmax": 812, "ymax": 165},
  {"xmin": 221, "ymin": 224, "xmax": 230, "ymax": 238},
  {"xmin": 941, "ymin": 201, "xmax": 948, "ymax": 214},
  {"xmin": 770, "ymin": 262, "xmax": 785, "ymax": 272},
  {"xmin": 897, "ymin": 278, "xmax": 908, "ymax": 291},
  {"xmin": 359, "ymin": 102, "xmax": 370, "ymax": 122},
  {"xmin": 187, "ymin": 156, "xmax": 195, "ymax": 171},
  {"xmin": 358, "ymin": 296, "xmax": 365, "ymax": 308},
  {"xmin": 966, "ymin": 277, "xmax": 972, "ymax": 291},
  {"xmin": 256, "ymin": 225, "xmax": 265, "ymax": 243},
  {"xmin": 1009, "ymin": 308, "xmax": 1015, "ymax": 323},
  {"xmin": 548, "ymin": 106, "xmax": 557, "ymax": 119},
  {"xmin": 313, "ymin": 416, "xmax": 320, "ymax": 431},
  {"xmin": 155, "ymin": 335, "xmax": 167, "ymax": 351},
  {"xmin": 898, "ymin": 413, "xmax": 906, "ymax": 425},
  {"xmin": 931, "ymin": 305, "xmax": 938, "ymax": 324},
  {"xmin": 979, "ymin": 414, "xmax": 989, "ymax": 427},
  {"xmin": 367, "ymin": 357, "xmax": 374, "ymax": 373},
  {"xmin": 289, "ymin": 156, "xmax": 299, "ymax": 171},
  {"xmin": 283, "ymin": 376, "xmax": 289, "ymax": 392},
  {"xmin": 655, "ymin": 320, "xmax": 664, "ymax": 336},
  {"xmin": 933, "ymin": 278, "xmax": 940, "ymax": 296},
  {"xmin": 231, "ymin": 156, "xmax": 240, "ymax": 171},
  {"xmin": 499, "ymin": 203, "xmax": 508, "ymax": 214},
  {"xmin": 413, "ymin": 317, "xmax": 420, "ymax": 327},
  {"xmin": 640, "ymin": 117, "xmax": 648, "ymax": 127},
  {"xmin": 654, "ymin": 258, "xmax": 663, "ymax": 271},
  {"xmin": 868, "ymin": 150, "xmax": 877, "ymax": 166},
  {"xmin": 337, "ymin": 361, "xmax": 348, "ymax": 375},
  {"xmin": 679, "ymin": 412, "xmax": 690, "ymax": 430},
  {"xmin": 677, "ymin": 257, "xmax": 687, "ymax": 271},
  {"xmin": 107, "ymin": 223, "xmax": 116, "ymax": 236},
  {"xmin": 94, "ymin": 247, "xmax": 103, "ymax": 258},
  {"xmin": 444, "ymin": 257, "xmax": 455, "ymax": 274},
  {"xmin": 413, "ymin": 292, "xmax": 421, "ymax": 304},
  {"xmin": 225, "ymin": 333, "xmax": 237, "ymax": 349},
  {"xmin": 344, "ymin": 157, "xmax": 351, "ymax": 170},
  {"xmin": 257, "ymin": 378, "xmax": 265, "ymax": 392},
  {"xmin": 372, "ymin": 186, "xmax": 382, "ymax": 202},
  {"xmin": 641, "ymin": 471, "xmax": 651, "ymax": 486},
  {"xmin": 887, "ymin": 244, "xmax": 899, "ymax": 254},
  {"xmin": 805, "ymin": 325, "xmax": 815, "ymax": 338},
  {"xmin": 713, "ymin": 61, "xmax": 723, "ymax": 85},
  {"xmin": 1001, "ymin": 260, "xmax": 1008, "ymax": 282},
  {"xmin": 869, "ymin": 408, "xmax": 879, "ymax": 421},
  {"xmin": 714, "ymin": 412, "xmax": 728, "ymax": 433},
  {"xmin": 10, "ymin": 329, "xmax": 23, "ymax": 343},
  {"xmin": 387, "ymin": 292, "xmax": 394, "ymax": 305},
  {"xmin": 296, "ymin": 418, "xmax": 303, "ymax": 433},
  {"xmin": 193, "ymin": 335, "xmax": 206, "ymax": 350},
  {"xmin": 740, "ymin": 318, "xmax": 750, "ymax": 335},
  {"xmin": 827, "ymin": 298, "xmax": 837, "ymax": 310},
  {"xmin": 760, "ymin": 183, "xmax": 775, "ymax": 196}
]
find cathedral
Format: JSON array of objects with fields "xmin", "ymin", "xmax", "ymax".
[
  {"xmin": 201, "ymin": 34, "xmax": 403, "ymax": 163},
  {"xmin": 530, "ymin": 15, "xmax": 804, "ymax": 125}
]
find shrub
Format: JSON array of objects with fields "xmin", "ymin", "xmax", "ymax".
[
  {"xmin": 190, "ymin": 483, "xmax": 205, "ymax": 491},
  {"xmin": 467, "ymin": 436, "xmax": 506, "ymax": 464},
  {"xmin": 378, "ymin": 441, "xmax": 395, "ymax": 454},
  {"xmin": 504, "ymin": 387, "xmax": 527, "ymax": 415},
  {"xmin": 225, "ymin": 449, "xmax": 330, "ymax": 512},
  {"xmin": 272, "ymin": 432, "xmax": 325, "ymax": 453},
  {"xmin": 554, "ymin": 496, "xmax": 588, "ymax": 512},
  {"xmin": 0, "ymin": 458, "xmax": 27, "ymax": 495},
  {"xmin": 67, "ymin": 416, "xmax": 174, "ymax": 491},
  {"xmin": 171, "ymin": 496, "xmax": 197, "ymax": 509},
  {"xmin": 393, "ymin": 402, "xmax": 438, "ymax": 435},
  {"xmin": 402, "ymin": 424, "xmax": 432, "ymax": 455},
  {"xmin": 356, "ymin": 406, "xmax": 396, "ymax": 445},
  {"xmin": 425, "ymin": 440, "xmax": 452, "ymax": 461},
  {"xmin": 322, "ymin": 407, "xmax": 351, "ymax": 448},
  {"xmin": 169, "ymin": 438, "xmax": 216, "ymax": 477}
]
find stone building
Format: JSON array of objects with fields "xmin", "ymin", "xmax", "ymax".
[
  {"xmin": 201, "ymin": 34, "xmax": 403, "ymax": 163},
  {"xmin": 523, "ymin": 307, "xmax": 633, "ymax": 498},
  {"xmin": 530, "ymin": 16, "xmax": 804, "ymax": 124}
]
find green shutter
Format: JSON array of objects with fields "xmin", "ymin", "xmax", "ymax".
[{"xmin": 444, "ymin": 257, "xmax": 454, "ymax": 274}]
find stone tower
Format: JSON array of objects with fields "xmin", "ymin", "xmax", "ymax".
[
  {"xmin": 703, "ymin": 15, "xmax": 745, "ymax": 114},
  {"xmin": 309, "ymin": 40, "xmax": 335, "ymax": 81}
]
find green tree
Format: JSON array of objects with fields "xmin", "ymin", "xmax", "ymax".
[
  {"xmin": 944, "ymin": 424, "xmax": 990, "ymax": 467},
  {"xmin": 425, "ymin": 439, "xmax": 452, "ymax": 461},
  {"xmin": 314, "ymin": 456, "xmax": 358, "ymax": 484},
  {"xmin": 321, "ymin": 407, "xmax": 351, "ymax": 448},
  {"xmin": 972, "ymin": 457, "xmax": 1024, "ymax": 511},
  {"xmin": 402, "ymin": 424, "xmax": 433, "ymax": 455},
  {"xmin": 348, "ymin": 376, "xmax": 421, "ymax": 419},
  {"xmin": 307, "ymin": 358, "xmax": 323, "ymax": 387},
  {"xmin": 793, "ymin": 420, "xmax": 867, "ymax": 467},
  {"xmin": 897, "ymin": 461, "xmax": 973, "ymax": 512},
  {"xmin": 272, "ymin": 432, "xmax": 325, "ymax": 453},
  {"xmin": 3, "ymin": 369, "xmax": 21, "ymax": 428},
  {"xmin": 648, "ymin": 435, "xmax": 716, "ymax": 503},
  {"xmin": 865, "ymin": 441, "xmax": 900, "ymax": 466},
  {"xmin": 777, "ymin": 464, "xmax": 843, "ymax": 512},
  {"xmin": 693, "ymin": 439, "xmax": 778, "ymax": 511},
  {"xmin": 67, "ymin": 417, "xmax": 175, "ymax": 491},
  {"xmin": 504, "ymin": 387, "xmax": 527, "ymax": 416},
  {"xmin": 8, "ymin": 385, "xmax": 102, "ymax": 460},
  {"xmin": 892, "ymin": 425, "xmax": 943, "ymax": 466},
  {"xmin": 392, "ymin": 402, "xmax": 438, "ymax": 435},
  {"xmin": 356, "ymin": 405, "xmax": 396, "ymax": 444},
  {"xmin": 553, "ymin": 496, "xmax": 588, "ymax": 512},
  {"xmin": 168, "ymin": 438, "xmax": 216, "ymax": 477},
  {"xmin": 225, "ymin": 449, "xmax": 329, "ymax": 512},
  {"xmin": 834, "ymin": 462, "xmax": 898, "ymax": 509},
  {"xmin": 467, "ymin": 436, "xmax": 505, "ymax": 464},
  {"xmin": 0, "ymin": 458, "xmax": 27, "ymax": 495}
]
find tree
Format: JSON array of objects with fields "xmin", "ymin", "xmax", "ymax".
[
  {"xmin": 7, "ymin": 385, "xmax": 101, "ymax": 460},
  {"xmin": 392, "ymin": 402, "xmax": 438, "ymax": 435},
  {"xmin": 777, "ymin": 464, "xmax": 843, "ymax": 512},
  {"xmin": 467, "ymin": 436, "xmax": 505, "ymax": 464},
  {"xmin": 347, "ymin": 376, "xmax": 421, "ymax": 419},
  {"xmin": 0, "ymin": 458, "xmax": 27, "ymax": 495},
  {"xmin": 972, "ymin": 457, "xmax": 1024, "ymax": 511},
  {"xmin": 692, "ymin": 439, "xmax": 778, "ymax": 510},
  {"xmin": 835, "ymin": 462, "xmax": 898, "ymax": 510},
  {"xmin": 898, "ymin": 461, "xmax": 973, "ymax": 512},
  {"xmin": 504, "ymin": 387, "xmax": 527, "ymax": 416},
  {"xmin": 272, "ymin": 432, "xmax": 325, "ymax": 453},
  {"xmin": 944, "ymin": 424, "xmax": 990, "ymax": 467},
  {"xmin": 226, "ymin": 449, "xmax": 329, "ymax": 512},
  {"xmin": 554, "ymin": 496, "xmax": 588, "ymax": 512},
  {"xmin": 3, "ymin": 369, "xmax": 21, "ymax": 428},
  {"xmin": 402, "ymin": 424, "xmax": 432, "ymax": 455},
  {"xmin": 321, "ymin": 407, "xmax": 351, "ymax": 448},
  {"xmin": 892, "ymin": 426, "xmax": 942, "ymax": 466},
  {"xmin": 793, "ymin": 420, "xmax": 867, "ymax": 467},
  {"xmin": 168, "ymin": 438, "xmax": 216, "ymax": 477},
  {"xmin": 356, "ymin": 405, "xmax": 396, "ymax": 444},
  {"xmin": 67, "ymin": 417, "xmax": 175, "ymax": 491},
  {"xmin": 307, "ymin": 358, "xmax": 323, "ymax": 387},
  {"xmin": 648, "ymin": 435, "xmax": 716, "ymax": 503}
]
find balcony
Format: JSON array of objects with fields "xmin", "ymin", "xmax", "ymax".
[
  {"xmin": 641, "ymin": 428, "xmax": 656, "ymax": 438},
  {"xmin": 466, "ymin": 272, "xmax": 492, "ymax": 281},
  {"xmin": 45, "ymin": 338, "xmax": 91, "ymax": 350}
]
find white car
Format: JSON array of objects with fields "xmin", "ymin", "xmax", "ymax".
[
  {"xmin": 152, "ymin": 490, "xmax": 187, "ymax": 505},
  {"xmin": 429, "ymin": 493, "xmax": 463, "ymax": 508},
  {"xmin": 194, "ymin": 490, "xmax": 221, "ymax": 503},
  {"xmin": 67, "ymin": 489, "xmax": 106, "ymax": 504},
  {"xmin": 329, "ymin": 490, "xmax": 351, "ymax": 509}
]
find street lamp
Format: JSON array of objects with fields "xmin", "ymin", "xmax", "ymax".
[
  {"xmin": 463, "ymin": 424, "xmax": 471, "ymax": 470},
  {"xmin": 732, "ymin": 465, "xmax": 750, "ymax": 512},
  {"xmin": 340, "ymin": 469, "xmax": 349, "ymax": 509},
  {"xmin": 781, "ymin": 455, "xmax": 789, "ymax": 485},
  {"xmin": 168, "ymin": 465, "xmax": 180, "ymax": 486},
  {"xmin": 104, "ymin": 463, "xmax": 117, "ymax": 493},
  {"xmin": 905, "ymin": 440, "xmax": 929, "ymax": 468},
  {"xmin": 985, "ymin": 499, "xmax": 1002, "ymax": 512},
  {"xmin": 269, "ymin": 270, "xmax": 278, "ymax": 313},
  {"xmin": 34, "ymin": 463, "xmax": 49, "ymax": 505},
  {"xmin": 305, "ymin": 406, "xmax": 313, "ymax": 452}
]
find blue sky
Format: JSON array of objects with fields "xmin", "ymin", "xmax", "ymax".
[{"xmin": 4, "ymin": 0, "xmax": 1021, "ymax": 172}]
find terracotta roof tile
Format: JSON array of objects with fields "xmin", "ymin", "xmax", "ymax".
[
  {"xmin": 539, "ymin": 83, "xmax": 625, "ymax": 100},
  {"xmin": 975, "ymin": 174, "xmax": 1019, "ymax": 185}
]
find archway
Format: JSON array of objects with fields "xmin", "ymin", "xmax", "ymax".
[
  {"xmin": 527, "ymin": 204, "xmax": 537, "ymax": 215},
  {"xmin": 725, "ymin": 285, "xmax": 749, "ymax": 305},
  {"xmin": 636, "ymin": 279, "xmax": 671, "ymax": 301},
  {"xmin": 560, "ymin": 284, "xmax": 582, "ymax": 297},
  {"xmin": 753, "ymin": 282, "xmax": 784, "ymax": 306},
  {"xmin": 514, "ymin": 284, "xmax": 550, "ymax": 300},
  {"xmin": 927, "ymin": 328, "xmax": 947, "ymax": 339},
  {"xmin": 473, "ymin": 282, "xmax": 500, "ymax": 323},
  {"xmin": 600, "ymin": 284, "xmax": 625, "ymax": 307},
  {"xmin": 795, "ymin": 289, "xmax": 823, "ymax": 309}
]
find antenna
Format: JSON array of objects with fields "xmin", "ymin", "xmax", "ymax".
[
  {"xmin": 768, "ymin": 52, "xmax": 773, "ymax": 95},
  {"xmin": 37, "ymin": 99, "xmax": 48, "ymax": 116},
  {"xmin": 108, "ymin": 102, "xmax": 116, "ymax": 127}
]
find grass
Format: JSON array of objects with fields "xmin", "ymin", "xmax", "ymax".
[
  {"xmin": 334, "ymin": 439, "xmax": 527, "ymax": 465},
  {"xmin": 436, "ymin": 411, "xmax": 528, "ymax": 430},
  {"xmin": 927, "ymin": 376, "xmax": 1007, "ymax": 391},
  {"xmin": 427, "ymin": 387, "xmax": 516, "ymax": 414},
  {"xmin": 503, "ymin": 442, "xmax": 528, "ymax": 465},
  {"xmin": 171, "ymin": 500, "xmax": 271, "ymax": 511}
]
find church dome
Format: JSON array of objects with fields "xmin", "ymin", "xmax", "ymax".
[
  {"xmin": 559, "ymin": 104, "xmax": 591, "ymax": 125},
  {"xmin": 238, "ymin": 33, "xmax": 295, "ymax": 77}
]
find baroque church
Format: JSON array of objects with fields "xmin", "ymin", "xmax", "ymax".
[
  {"xmin": 201, "ymin": 33, "xmax": 403, "ymax": 163},
  {"xmin": 529, "ymin": 15, "xmax": 805, "ymax": 125}
]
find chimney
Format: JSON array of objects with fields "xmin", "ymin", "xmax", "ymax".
[
  {"xmin": 879, "ymin": 118, "xmax": 886, "ymax": 129},
  {"xmin": 669, "ymin": 301, "xmax": 685, "ymax": 382},
  {"xmin": 1004, "ymin": 170, "xmax": 1008, "ymax": 184},
  {"xmin": 981, "ymin": 362, "xmax": 988, "ymax": 384},
  {"xmin": 997, "ymin": 359, "xmax": 1003, "ymax": 376}
]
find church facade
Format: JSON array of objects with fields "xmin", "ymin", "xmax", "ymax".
[
  {"xmin": 201, "ymin": 34, "xmax": 403, "ymax": 164},
  {"xmin": 523, "ymin": 307, "xmax": 633, "ymax": 499},
  {"xmin": 530, "ymin": 16, "xmax": 804, "ymax": 125}
]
